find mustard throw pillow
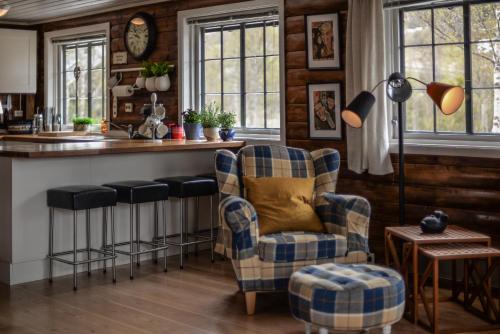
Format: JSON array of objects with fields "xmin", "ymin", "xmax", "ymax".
[{"xmin": 243, "ymin": 176, "xmax": 325, "ymax": 236}]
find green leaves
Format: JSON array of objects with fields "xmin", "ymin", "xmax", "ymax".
[
  {"xmin": 141, "ymin": 61, "xmax": 173, "ymax": 77},
  {"xmin": 72, "ymin": 117, "xmax": 95, "ymax": 125}
]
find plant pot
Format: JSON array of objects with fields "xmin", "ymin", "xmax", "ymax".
[
  {"xmin": 203, "ymin": 127, "xmax": 220, "ymax": 141},
  {"xmin": 135, "ymin": 76, "xmax": 145, "ymax": 89},
  {"xmin": 219, "ymin": 128, "xmax": 235, "ymax": 141},
  {"xmin": 73, "ymin": 124, "xmax": 90, "ymax": 132},
  {"xmin": 155, "ymin": 74, "xmax": 171, "ymax": 92},
  {"xmin": 145, "ymin": 77, "xmax": 157, "ymax": 92},
  {"xmin": 184, "ymin": 123, "xmax": 202, "ymax": 140}
]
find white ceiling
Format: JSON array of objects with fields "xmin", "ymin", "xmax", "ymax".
[{"xmin": 0, "ymin": 0, "xmax": 171, "ymax": 25}]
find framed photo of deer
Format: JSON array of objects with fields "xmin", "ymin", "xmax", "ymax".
[{"xmin": 305, "ymin": 13, "xmax": 341, "ymax": 70}]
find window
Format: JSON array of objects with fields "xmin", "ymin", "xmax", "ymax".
[
  {"xmin": 57, "ymin": 38, "xmax": 107, "ymax": 124},
  {"xmin": 400, "ymin": 1, "xmax": 500, "ymax": 136},
  {"xmin": 200, "ymin": 20, "xmax": 280, "ymax": 131}
]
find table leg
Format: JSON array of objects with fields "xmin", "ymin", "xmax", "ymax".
[
  {"xmin": 433, "ymin": 259, "xmax": 439, "ymax": 334},
  {"xmin": 413, "ymin": 244, "xmax": 419, "ymax": 325}
]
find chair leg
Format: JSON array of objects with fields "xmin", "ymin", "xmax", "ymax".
[
  {"xmin": 86, "ymin": 209, "xmax": 91, "ymax": 275},
  {"xmin": 48, "ymin": 207, "xmax": 54, "ymax": 283},
  {"xmin": 153, "ymin": 202, "xmax": 158, "ymax": 264},
  {"xmin": 210, "ymin": 195, "xmax": 214, "ymax": 263},
  {"xmin": 110, "ymin": 206, "xmax": 116, "ymax": 283},
  {"xmin": 129, "ymin": 204, "xmax": 134, "ymax": 279},
  {"xmin": 73, "ymin": 211, "xmax": 78, "ymax": 290},
  {"xmin": 195, "ymin": 197, "xmax": 199, "ymax": 256},
  {"xmin": 136, "ymin": 204, "xmax": 140, "ymax": 266},
  {"xmin": 179, "ymin": 198, "xmax": 184, "ymax": 269},
  {"xmin": 102, "ymin": 207, "xmax": 107, "ymax": 273},
  {"xmin": 382, "ymin": 325, "xmax": 392, "ymax": 334},
  {"xmin": 184, "ymin": 198, "xmax": 189, "ymax": 259},
  {"xmin": 245, "ymin": 292, "xmax": 256, "ymax": 315},
  {"xmin": 162, "ymin": 200, "xmax": 167, "ymax": 272}
]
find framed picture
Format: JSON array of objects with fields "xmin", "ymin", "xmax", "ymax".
[
  {"xmin": 305, "ymin": 13, "xmax": 341, "ymax": 70},
  {"xmin": 307, "ymin": 83, "xmax": 342, "ymax": 139}
]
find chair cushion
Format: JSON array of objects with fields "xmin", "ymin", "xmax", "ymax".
[
  {"xmin": 258, "ymin": 232, "xmax": 347, "ymax": 263},
  {"xmin": 243, "ymin": 176, "xmax": 325, "ymax": 236},
  {"xmin": 47, "ymin": 185, "xmax": 117, "ymax": 210},
  {"xmin": 155, "ymin": 176, "xmax": 217, "ymax": 198},
  {"xmin": 103, "ymin": 181, "xmax": 169, "ymax": 204},
  {"xmin": 289, "ymin": 263, "xmax": 405, "ymax": 331}
]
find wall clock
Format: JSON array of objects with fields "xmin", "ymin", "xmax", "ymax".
[{"xmin": 124, "ymin": 12, "xmax": 156, "ymax": 61}]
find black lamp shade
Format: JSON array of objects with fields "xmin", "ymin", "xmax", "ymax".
[
  {"xmin": 341, "ymin": 91, "xmax": 375, "ymax": 128},
  {"xmin": 386, "ymin": 72, "xmax": 412, "ymax": 103}
]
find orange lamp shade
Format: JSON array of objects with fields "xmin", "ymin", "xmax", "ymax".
[{"xmin": 426, "ymin": 82, "xmax": 465, "ymax": 115}]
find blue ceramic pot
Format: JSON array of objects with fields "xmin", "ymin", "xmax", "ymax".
[
  {"xmin": 183, "ymin": 123, "xmax": 202, "ymax": 140},
  {"xmin": 219, "ymin": 128, "xmax": 236, "ymax": 141}
]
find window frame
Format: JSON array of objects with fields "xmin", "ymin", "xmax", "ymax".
[{"xmin": 398, "ymin": 0, "xmax": 500, "ymax": 141}]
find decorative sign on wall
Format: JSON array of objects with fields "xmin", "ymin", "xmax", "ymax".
[{"xmin": 112, "ymin": 52, "xmax": 128, "ymax": 65}]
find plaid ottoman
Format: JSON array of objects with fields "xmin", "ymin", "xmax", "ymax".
[{"xmin": 289, "ymin": 263, "xmax": 405, "ymax": 334}]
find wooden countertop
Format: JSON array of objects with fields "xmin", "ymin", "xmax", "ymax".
[{"xmin": 0, "ymin": 137, "xmax": 245, "ymax": 158}]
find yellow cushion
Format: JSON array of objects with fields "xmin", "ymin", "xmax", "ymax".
[{"xmin": 243, "ymin": 176, "xmax": 325, "ymax": 236}]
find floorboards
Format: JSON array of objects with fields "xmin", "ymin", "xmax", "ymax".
[{"xmin": 0, "ymin": 252, "xmax": 499, "ymax": 334}]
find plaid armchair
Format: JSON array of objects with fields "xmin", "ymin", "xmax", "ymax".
[{"xmin": 214, "ymin": 145, "xmax": 371, "ymax": 315}]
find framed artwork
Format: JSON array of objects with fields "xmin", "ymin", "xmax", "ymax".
[
  {"xmin": 307, "ymin": 83, "xmax": 342, "ymax": 139},
  {"xmin": 305, "ymin": 13, "xmax": 341, "ymax": 70}
]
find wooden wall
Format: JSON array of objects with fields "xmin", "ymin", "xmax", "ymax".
[{"xmin": 31, "ymin": 0, "xmax": 500, "ymax": 261}]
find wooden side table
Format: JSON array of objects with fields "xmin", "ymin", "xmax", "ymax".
[
  {"xmin": 384, "ymin": 225, "xmax": 491, "ymax": 324},
  {"xmin": 418, "ymin": 243, "xmax": 500, "ymax": 334}
]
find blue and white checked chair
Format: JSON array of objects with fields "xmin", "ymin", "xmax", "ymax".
[{"xmin": 214, "ymin": 145, "xmax": 371, "ymax": 315}]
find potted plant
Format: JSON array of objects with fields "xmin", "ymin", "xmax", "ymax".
[
  {"xmin": 200, "ymin": 102, "xmax": 221, "ymax": 141},
  {"xmin": 73, "ymin": 117, "xmax": 94, "ymax": 132},
  {"xmin": 182, "ymin": 108, "xmax": 202, "ymax": 140},
  {"xmin": 153, "ymin": 61, "xmax": 173, "ymax": 92},
  {"xmin": 218, "ymin": 110, "xmax": 237, "ymax": 141},
  {"xmin": 142, "ymin": 61, "xmax": 156, "ymax": 92}
]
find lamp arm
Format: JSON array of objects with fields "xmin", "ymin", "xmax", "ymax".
[
  {"xmin": 406, "ymin": 77, "xmax": 428, "ymax": 87},
  {"xmin": 370, "ymin": 79, "xmax": 388, "ymax": 93}
]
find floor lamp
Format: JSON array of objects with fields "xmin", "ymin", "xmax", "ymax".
[{"xmin": 341, "ymin": 72, "xmax": 465, "ymax": 225}]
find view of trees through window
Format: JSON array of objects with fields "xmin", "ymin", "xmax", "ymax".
[
  {"xmin": 59, "ymin": 40, "xmax": 107, "ymax": 124},
  {"xmin": 402, "ymin": 1, "xmax": 499, "ymax": 135},
  {"xmin": 201, "ymin": 20, "xmax": 280, "ymax": 129}
]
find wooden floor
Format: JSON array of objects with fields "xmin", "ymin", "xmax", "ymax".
[{"xmin": 1, "ymin": 252, "xmax": 499, "ymax": 334}]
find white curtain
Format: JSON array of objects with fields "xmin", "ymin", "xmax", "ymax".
[{"xmin": 345, "ymin": 0, "xmax": 393, "ymax": 175}]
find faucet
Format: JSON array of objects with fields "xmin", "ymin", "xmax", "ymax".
[{"xmin": 109, "ymin": 122, "xmax": 134, "ymax": 139}]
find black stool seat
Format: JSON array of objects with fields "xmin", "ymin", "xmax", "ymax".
[
  {"xmin": 103, "ymin": 181, "xmax": 169, "ymax": 204},
  {"xmin": 196, "ymin": 173, "xmax": 219, "ymax": 191},
  {"xmin": 155, "ymin": 176, "xmax": 217, "ymax": 198},
  {"xmin": 47, "ymin": 185, "xmax": 117, "ymax": 210}
]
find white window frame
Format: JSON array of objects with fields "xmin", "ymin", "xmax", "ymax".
[
  {"xmin": 385, "ymin": 5, "xmax": 500, "ymax": 157},
  {"xmin": 44, "ymin": 23, "xmax": 110, "ymax": 127},
  {"xmin": 178, "ymin": 0, "xmax": 286, "ymax": 144}
]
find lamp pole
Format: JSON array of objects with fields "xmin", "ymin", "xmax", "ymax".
[{"xmin": 397, "ymin": 102, "xmax": 405, "ymax": 226}]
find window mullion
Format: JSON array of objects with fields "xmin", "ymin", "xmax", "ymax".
[
  {"xmin": 62, "ymin": 46, "xmax": 67, "ymax": 124},
  {"xmin": 220, "ymin": 27, "xmax": 224, "ymax": 112},
  {"xmin": 263, "ymin": 22, "xmax": 267, "ymax": 129},
  {"xmin": 200, "ymin": 28, "xmax": 206, "ymax": 109},
  {"xmin": 75, "ymin": 45, "xmax": 79, "ymax": 119},
  {"xmin": 88, "ymin": 43, "xmax": 92, "ymax": 118},
  {"xmin": 241, "ymin": 23, "xmax": 246, "ymax": 128},
  {"xmin": 431, "ymin": 8, "xmax": 437, "ymax": 133},
  {"xmin": 464, "ymin": 3, "xmax": 473, "ymax": 134}
]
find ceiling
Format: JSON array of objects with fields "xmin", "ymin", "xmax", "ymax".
[{"xmin": 0, "ymin": 0, "xmax": 170, "ymax": 25}]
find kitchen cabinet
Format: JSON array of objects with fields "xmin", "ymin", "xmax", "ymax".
[{"xmin": 0, "ymin": 29, "xmax": 37, "ymax": 94}]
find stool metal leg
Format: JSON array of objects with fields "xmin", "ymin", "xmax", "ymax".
[
  {"xmin": 73, "ymin": 211, "xmax": 78, "ymax": 290},
  {"xmin": 48, "ymin": 207, "xmax": 54, "ymax": 283},
  {"xmin": 195, "ymin": 197, "xmax": 199, "ymax": 256},
  {"xmin": 129, "ymin": 204, "xmax": 134, "ymax": 279},
  {"xmin": 179, "ymin": 198, "xmax": 184, "ymax": 269},
  {"xmin": 184, "ymin": 199, "xmax": 189, "ymax": 259},
  {"xmin": 86, "ymin": 209, "xmax": 91, "ymax": 275},
  {"xmin": 102, "ymin": 207, "xmax": 107, "ymax": 273},
  {"xmin": 136, "ymin": 204, "xmax": 141, "ymax": 266},
  {"xmin": 153, "ymin": 201, "xmax": 158, "ymax": 264},
  {"xmin": 210, "ymin": 195, "xmax": 215, "ymax": 263},
  {"xmin": 162, "ymin": 200, "xmax": 167, "ymax": 272},
  {"xmin": 111, "ymin": 206, "xmax": 116, "ymax": 283}
]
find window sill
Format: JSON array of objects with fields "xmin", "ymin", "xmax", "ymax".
[
  {"xmin": 235, "ymin": 132, "xmax": 283, "ymax": 145},
  {"xmin": 390, "ymin": 139, "xmax": 500, "ymax": 158}
]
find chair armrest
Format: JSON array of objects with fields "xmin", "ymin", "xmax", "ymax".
[
  {"xmin": 216, "ymin": 195, "xmax": 259, "ymax": 260},
  {"xmin": 316, "ymin": 192, "xmax": 371, "ymax": 253}
]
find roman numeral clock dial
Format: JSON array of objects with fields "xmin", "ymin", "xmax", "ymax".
[{"xmin": 124, "ymin": 12, "xmax": 157, "ymax": 61}]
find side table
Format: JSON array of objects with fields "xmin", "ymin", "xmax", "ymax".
[{"xmin": 384, "ymin": 225, "xmax": 491, "ymax": 324}]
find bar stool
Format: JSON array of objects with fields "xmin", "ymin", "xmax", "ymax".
[
  {"xmin": 154, "ymin": 176, "xmax": 218, "ymax": 269},
  {"xmin": 103, "ymin": 181, "xmax": 169, "ymax": 279},
  {"xmin": 47, "ymin": 185, "xmax": 118, "ymax": 290}
]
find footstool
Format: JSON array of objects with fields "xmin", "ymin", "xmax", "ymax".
[{"xmin": 289, "ymin": 263, "xmax": 405, "ymax": 334}]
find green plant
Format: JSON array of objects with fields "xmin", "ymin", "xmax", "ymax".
[
  {"xmin": 218, "ymin": 111, "xmax": 237, "ymax": 129},
  {"xmin": 200, "ymin": 102, "xmax": 221, "ymax": 128},
  {"xmin": 72, "ymin": 117, "xmax": 95, "ymax": 125},
  {"xmin": 182, "ymin": 108, "xmax": 201, "ymax": 124},
  {"xmin": 141, "ymin": 61, "xmax": 155, "ymax": 78},
  {"xmin": 152, "ymin": 61, "xmax": 173, "ymax": 77}
]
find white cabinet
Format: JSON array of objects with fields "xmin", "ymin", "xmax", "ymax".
[{"xmin": 0, "ymin": 29, "xmax": 37, "ymax": 94}]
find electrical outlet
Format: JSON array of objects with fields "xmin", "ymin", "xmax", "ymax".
[{"xmin": 125, "ymin": 103, "xmax": 134, "ymax": 113}]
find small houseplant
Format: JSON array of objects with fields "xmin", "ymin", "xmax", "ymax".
[
  {"xmin": 141, "ymin": 61, "xmax": 156, "ymax": 92},
  {"xmin": 73, "ymin": 117, "xmax": 94, "ymax": 132},
  {"xmin": 218, "ymin": 111, "xmax": 237, "ymax": 141},
  {"xmin": 182, "ymin": 108, "xmax": 202, "ymax": 140},
  {"xmin": 200, "ymin": 102, "xmax": 221, "ymax": 141},
  {"xmin": 152, "ymin": 61, "xmax": 173, "ymax": 92}
]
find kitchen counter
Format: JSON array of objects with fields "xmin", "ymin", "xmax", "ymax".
[{"xmin": 0, "ymin": 137, "xmax": 245, "ymax": 158}]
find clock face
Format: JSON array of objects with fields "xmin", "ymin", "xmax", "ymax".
[{"xmin": 126, "ymin": 23, "xmax": 149, "ymax": 57}]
